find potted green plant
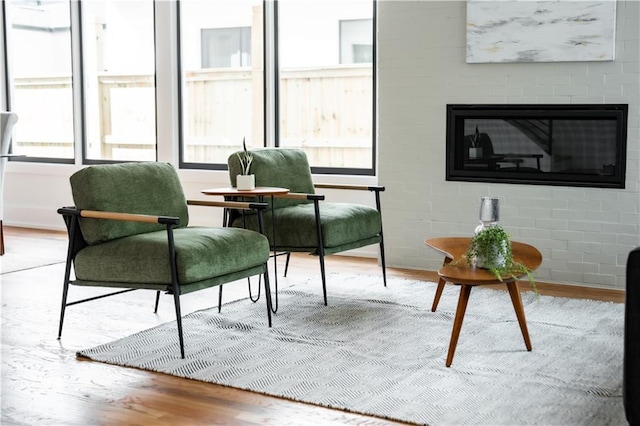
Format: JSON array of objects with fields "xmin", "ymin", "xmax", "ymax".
[
  {"xmin": 236, "ymin": 137, "xmax": 255, "ymax": 190},
  {"xmin": 466, "ymin": 224, "xmax": 537, "ymax": 293}
]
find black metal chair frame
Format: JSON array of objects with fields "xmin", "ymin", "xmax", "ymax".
[
  {"xmin": 229, "ymin": 184, "xmax": 387, "ymax": 306},
  {"xmin": 57, "ymin": 200, "xmax": 271, "ymax": 359}
]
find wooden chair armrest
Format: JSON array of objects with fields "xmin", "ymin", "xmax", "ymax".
[
  {"xmin": 57, "ymin": 207, "xmax": 180, "ymax": 225},
  {"xmin": 314, "ymin": 183, "xmax": 385, "ymax": 192},
  {"xmin": 187, "ymin": 200, "xmax": 268, "ymax": 211}
]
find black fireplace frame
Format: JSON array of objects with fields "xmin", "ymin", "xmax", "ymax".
[{"xmin": 445, "ymin": 104, "xmax": 628, "ymax": 189}]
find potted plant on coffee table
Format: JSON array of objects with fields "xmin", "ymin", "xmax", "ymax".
[
  {"xmin": 236, "ymin": 137, "xmax": 255, "ymax": 190},
  {"xmin": 466, "ymin": 224, "xmax": 537, "ymax": 294}
]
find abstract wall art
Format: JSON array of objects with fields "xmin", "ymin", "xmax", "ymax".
[{"xmin": 466, "ymin": 0, "xmax": 617, "ymax": 63}]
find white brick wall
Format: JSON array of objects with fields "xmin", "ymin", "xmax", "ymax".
[{"xmin": 378, "ymin": 0, "xmax": 640, "ymax": 290}]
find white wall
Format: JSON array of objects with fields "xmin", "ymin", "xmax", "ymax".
[
  {"xmin": 377, "ymin": 0, "xmax": 640, "ymax": 290},
  {"xmin": 3, "ymin": 0, "xmax": 639, "ymax": 290}
]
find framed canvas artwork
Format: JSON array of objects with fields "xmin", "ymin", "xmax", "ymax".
[{"xmin": 466, "ymin": 0, "xmax": 617, "ymax": 63}]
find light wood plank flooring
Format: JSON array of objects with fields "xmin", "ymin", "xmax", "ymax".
[{"xmin": 0, "ymin": 227, "xmax": 624, "ymax": 425}]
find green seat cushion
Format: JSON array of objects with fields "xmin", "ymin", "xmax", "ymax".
[
  {"xmin": 74, "ymin": 227, "xmax": 270, "ymax": 286},
  {"xmin": 70, "ymin": 162, "xmax": 189, "ymax": 245},
  {"xmin": 231, "ymin": 202, "xmax": 382, "ymax": 251}
]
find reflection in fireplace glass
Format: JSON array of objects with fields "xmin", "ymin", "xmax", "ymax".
[{"xmin": 446, "ymin": 104, "xmax": 628, "ymax": 188}]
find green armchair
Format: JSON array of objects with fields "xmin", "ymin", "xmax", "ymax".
[
  {"xmin": 227, "ymin": 148, "xmax": 386, "ymax": 305},
  {"xmin": 57, "ymin": 162, "xmax": 273, "ymax": 358}
]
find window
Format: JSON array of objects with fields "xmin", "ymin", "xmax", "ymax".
[
  {"xmin": 2, "ymin": 0, "xmax": 157, "ymax": 163},
  {"xmin": 6, "ymin": 0, "xmax": 75, "ymax": 160},
  {"xmin": 277, "ymin": 1, "xmax": 375, "ymax": 172},
  {"xmin": 81, "ymin": 0, "xmax": 157, "ymax": 162},
  {"xmin": 201, "ymin": 27, "xmax": 252, "ymax": 68},
  {"xmin": 340, "ymin": 19, "xmax": 373, "ymax": 64},
  {"xmin": 179, "ymin": 0, "xmax": 263, "ymax": 168},
  {"xmin": 3, "ymin": 0, "xmax": 375, "ymax": 173},
  {"xmin": 179, "ymin": 0, "xmax": 376, "ymax": 174}
]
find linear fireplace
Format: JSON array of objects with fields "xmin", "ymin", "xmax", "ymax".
[{"xmin": 445, "ymin": 104, "xmax": 628, "ymax": 188}]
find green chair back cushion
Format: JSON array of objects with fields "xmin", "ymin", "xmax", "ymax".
[
  {"xmin": 70, "ymin": 162, "xmax": 189, "ymax": 245},
  {"xmin": 228, "ymin": 148, "xmax": 315, "ymax": 209}
]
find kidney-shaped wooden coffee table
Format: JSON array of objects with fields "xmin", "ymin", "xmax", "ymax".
[{"xmin": 425, "ymin": 237, "xmax": 542, "ymax": 367}]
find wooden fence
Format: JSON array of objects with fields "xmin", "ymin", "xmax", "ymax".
[{"xmin": 12, "ymin": 66, "xmax": 373, "ymax": 167}]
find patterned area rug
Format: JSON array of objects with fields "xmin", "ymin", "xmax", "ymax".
[{"xmin": 78, "ymin": 273, "xmax": 625, "ymax": 425}]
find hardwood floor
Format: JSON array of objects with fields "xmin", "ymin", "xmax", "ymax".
[{"xmin": 0, "ymin": 226, "xmax": 624, "ymax": 425}]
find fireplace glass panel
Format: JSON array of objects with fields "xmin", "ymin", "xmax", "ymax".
[{"xmin": 446, "ymin": 104, "xmax": 628, "ymax": 188}]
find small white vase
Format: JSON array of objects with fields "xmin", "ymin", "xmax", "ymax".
[
  {"xmin": 236, "ymin": 174, "xmax": 255, "ymax": 190},
  {"xmin": 469, "ymin": 147, "xmax": 483, "ymax": 159}
]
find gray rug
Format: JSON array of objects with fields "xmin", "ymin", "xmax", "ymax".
[{"xmin": 78, "ymin": 273, "xmax": 625, "ymax": 425}]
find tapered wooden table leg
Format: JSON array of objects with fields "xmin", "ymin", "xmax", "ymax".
[
  {"xmin": 446, "ymin": 284, "xmax": 472, "ymax": 367},
  {"xmin": 506, "ymin": 282, "xmax": 532, "ymax": 351},
  {"xmin": 431, "ymin": 257, "xmax": 452, "ymax": 312},
  {"xmin": 431, "ymin": 278, "xmax": 445, "ymax": 312}
]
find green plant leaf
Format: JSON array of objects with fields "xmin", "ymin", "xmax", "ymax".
[{"xmin": 464, "ymin": 224, "xmax": 538, "ymax": 295}]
